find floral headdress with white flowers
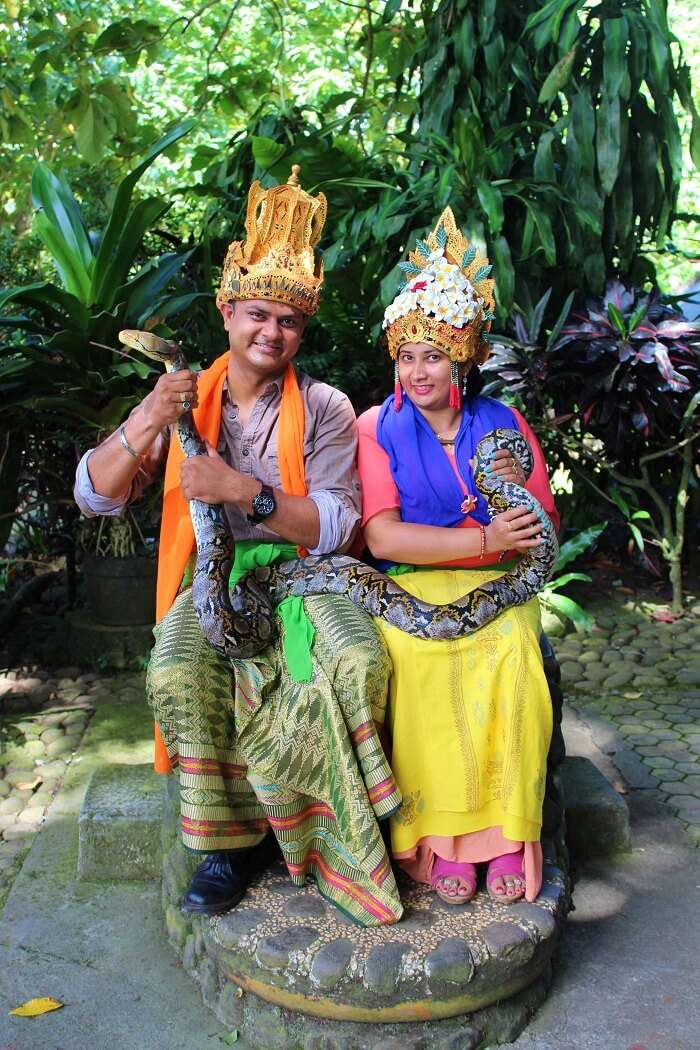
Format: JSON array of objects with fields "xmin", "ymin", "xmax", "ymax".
[{"xmin": 383, "ymin": 207, "xmax": 496, "ymax": 409}]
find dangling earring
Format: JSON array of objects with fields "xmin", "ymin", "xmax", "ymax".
[
  {"xmin": 393, "ymin": 360, "xmax": 403, "ymax": 412},
  {"xmin": 449, "ymin": 358, "xmax": 461, "ymax": 410},
  {"xmin": 461, "ymin": 369, "xmax": 469, "ymax": 398}
]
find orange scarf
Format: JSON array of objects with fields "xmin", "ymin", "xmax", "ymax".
[{"xmin": 153, "ymin": 355, "xmax": 307, "ymax": 772}]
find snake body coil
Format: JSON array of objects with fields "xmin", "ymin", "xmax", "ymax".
[{"xmin": 119, "ymin": 330, "xmax": 558, "ymax": 657}]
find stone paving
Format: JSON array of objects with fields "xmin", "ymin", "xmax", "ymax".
[
  {"xmin": 0, "ymin": 665, "xmax": 145, "ymax": 907},
  {"xmin": 548, "ymin": 602, "xmax": 700, "ymax": 846}
]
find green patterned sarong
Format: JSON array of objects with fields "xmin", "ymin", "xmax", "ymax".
[{"xmin": 147, "ymin": 589, "xmax": 403, "ymax": 926}]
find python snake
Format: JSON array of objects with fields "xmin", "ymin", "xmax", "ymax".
[{"xmin": 119, "ymin": 330, "xmax": 558, "ymax": 658}]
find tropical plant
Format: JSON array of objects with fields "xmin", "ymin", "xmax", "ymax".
[
  {"xmin": 484, "ymin": 282, "xmax": 700, "ymax": 611},
  {"xmin": 0, "ymin": 121, "xmax": 196, "ymax": 553},
  {"xmin": 540, "ymin": 523, "xmax": 608, "ymax": 631},
  {"xmin": 407, "ymin": 0, "xmax": 699, "ymax": 313},
  {"xmin": 81, "ymin": 508, "xmax": 154, "ymax": 559}
]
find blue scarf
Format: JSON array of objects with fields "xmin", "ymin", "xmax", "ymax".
[{"xmin": 376, "ymin": 394, "xmax": 518, "ymax": 527}]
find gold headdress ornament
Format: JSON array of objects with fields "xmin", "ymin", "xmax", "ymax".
[
  {"xmin": 383, "ymin": 206, "xmax": 496, "ymax": 365},
  {"xmin": 216, "ymin": 164, "xmax": 327, "ymax": 316}
]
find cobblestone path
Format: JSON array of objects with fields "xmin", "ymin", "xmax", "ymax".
[{"xmin": 549, "ymin": 605, "xmax": 700, "ymax": 845}]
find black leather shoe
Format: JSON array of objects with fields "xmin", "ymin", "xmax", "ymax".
[{"xmin": 181, "ymin": 833, "xmax": 280, "ymax": 915}]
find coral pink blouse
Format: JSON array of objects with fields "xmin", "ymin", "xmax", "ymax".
[{"xmin": 357, "ymin": 404, "xmax": 559, "ymax": 559}]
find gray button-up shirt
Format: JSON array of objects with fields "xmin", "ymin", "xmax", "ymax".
[{"xmin": 74, "ymin": 370, "xmax": 361, "ymax": 554}]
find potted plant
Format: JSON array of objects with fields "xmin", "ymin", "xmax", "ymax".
[{"xmin": 80, "ymin": 491, "xmax": 161, "ymax": 626}]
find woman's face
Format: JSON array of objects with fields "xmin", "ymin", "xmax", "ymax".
[{"xmin": 397, "ymin": 342, "xmax": 464, "ymax": 412}]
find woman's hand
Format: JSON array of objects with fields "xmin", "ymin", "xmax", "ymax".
[
  {"xmin": 140, "ymin": 369, "xmax": 199, "ymax": 430},
  {"xmin": 486, "ymin": 506, "xmax": 542, "ymax": 553},
  {"xmin": 490, "ymin": 448, "xmax": 527, "ymax": 486}
]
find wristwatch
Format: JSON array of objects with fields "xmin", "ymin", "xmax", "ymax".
[{"xmin": 248, "ymin": 481, "xmax": 276, "ymax": 524}]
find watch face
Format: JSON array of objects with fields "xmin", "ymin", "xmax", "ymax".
[{"xmin": 253, "ymin": 490, "xmax": 276, "ymax": 518}]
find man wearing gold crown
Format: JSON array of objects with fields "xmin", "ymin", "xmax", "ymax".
[
  {"xmin": 357, "ymin": 207, "xmax": 559, "ymax": 906},
  {"xmin": 74, "ymin": 168, "xmax": 404, "ymax": 926}
]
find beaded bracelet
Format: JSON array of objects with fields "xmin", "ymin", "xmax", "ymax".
[
  {"xmin": 478, "ymin": 525, "xmax": 486, "ymax": 559},
  {"xmin": 118, "ymin": 424, "xmax": 144, "ymax": 461}
]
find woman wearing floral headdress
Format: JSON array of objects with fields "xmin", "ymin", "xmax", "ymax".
[{"xmin": 357, "ymin": 208, "xmax": 559, "ymax": 905}]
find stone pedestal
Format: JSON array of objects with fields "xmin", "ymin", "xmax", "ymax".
[{"xmin": 160, "ymin": 780, "xmax": 568, "ymax": 1049}]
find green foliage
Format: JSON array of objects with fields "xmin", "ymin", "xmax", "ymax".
[
  {"xmin": 486, "ymin": 280, "xmax": 700, "ymax": 458},
  {"xmin": 539, "ymin": 523, "xmax": 608, "ymax": 631},
  {"xmin": 484, "ymin": 285, "xmax": 699, "ymax": 607},
  {"xmin": 0, "ymin": 124, "xmax": 194, "ymax": 548},
  {"xmin": 0, "ymin": 0, "xmax": 698, "ymax": 590},
  {"xmin": 410, "ymin": 0, "xmax": 696, "ymax": 314}
]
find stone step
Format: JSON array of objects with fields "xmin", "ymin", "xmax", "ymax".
[
  {"xmin": 560, "ymin": 755, "xmax": 631, "ymax": 858},
  {"xmin": 67, "ymin": 611, "xmax": 155, "ymax": 671},
  {"xmin": 77, "ymin": 763, "xmax": 165, "ymax": 881}
]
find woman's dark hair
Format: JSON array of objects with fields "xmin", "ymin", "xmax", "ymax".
[{"xmin": 465, "ymin": 366, "xmax": 484, "ymax": 399}]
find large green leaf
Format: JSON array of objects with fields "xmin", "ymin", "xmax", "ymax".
[
  {"xmin": 490, "ymin": 235, "xmax": 514, "ymax": 316},
  {"xmin": 151, "ymin": 292, "xmax": 213, "ymax": 321},
  {"xmin": 603, "ymin": 17, "xmax": 628, "ymax": 99},
  {"xmin": 31, "ymin": 164, "xmax": 94, "ymax": 302},
  {"xmin": 596, "ymin": 94, "xmax": 621, "ymax": 195},
  {"xmin": 537, "ymin": 46, "xmax": 576, "ymax": 103},
  {"xmin": 533, "ymin": 132, "xmax": 555, "ymax": 182},
  {"xmin": 475, "ymin": 178, "xmax": 504, "ymax": 235},
  {"xmin": 453, "ymin": 11, "xmax": 475, "ymax": 78},
  {"xmin": 118, "ymin": 249, "xmax": 195, "ymax": 324},
  {"xmin": 554, "ymin": 523, "xmax": 607, "ymax": 572},
  {"xmin": 251, "ymin": 136, "xmax": 286, "ymax": 170},
  {"xmin": 690, "ymin": 105, "xmax": 700, "ymax": 172},
  {"xmin": 92, "ymin": 197, "xmax": 172, "ymax": 309},
  {"xmin": 74, "ymin": 99, "xmax": 113, "ymax": 165},
  {"xmin": 541, "ymin": 591, "xmax": 594, "ymax": 630},
  {"xmin": 90, "ymin": 120, "xmax": 194, "ymax": 307},
  {"xmin": 30, "ymin": 164, "xmax": 93, "ymax": 273},
  {"xmin": 0, "ymin": 282, "xmax": 89, "ymax": 329},
  {"xmin": 33, "ymin": 213, "xmax": 92, "ymax": 303},
  {"xmin": 546, "ymin": 289, "xmax": 575, "ymax": 350},
  {"xmin": 524, "ymin": 199, "xmax": 556, "ymax": 266},
  {"xmin": 309, "ymin": 177, "xmax": 398, "ymax": 193},
  {"xmin": 24, "ymin": 395, "xmax": 105, "ymax": 427},
  {"xmin": 545, "ymin": 572, "xmax": 591, "ymax": 591}
]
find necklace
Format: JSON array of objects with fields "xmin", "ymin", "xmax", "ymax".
[{"xmin": 436, "ymin": 431, "xmax": 458, "ymax": 446}]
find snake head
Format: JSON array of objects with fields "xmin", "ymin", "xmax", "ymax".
[{"xmin": 118, "ymin": 329, "xmax": 180, "ymax": 363}]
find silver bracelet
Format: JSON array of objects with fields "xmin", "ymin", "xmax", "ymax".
[{"xmin": 118, "ymin": 424, "xmax": 144, "ymax": 461}]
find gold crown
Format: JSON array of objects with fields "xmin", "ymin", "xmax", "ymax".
[
  {"xmin": 385, "ymin": 309, "xmax": 491, "ymax": 364},
  {"xmin": 216, "ymin": 165, "xmax": 327, "ymax": 316},
  {"xmin": 384, "ymin": 206, "xmax": 495, "ymax": 363}
]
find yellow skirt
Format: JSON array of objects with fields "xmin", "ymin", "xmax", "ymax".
[{"xmin": 375, "ymin": 568, "xmax": 553, "ymax": 854}]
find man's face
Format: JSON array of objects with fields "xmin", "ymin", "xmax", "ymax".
[{"xmin": 219, "ymin": 299, "xmax": 306, "ymax": 379}]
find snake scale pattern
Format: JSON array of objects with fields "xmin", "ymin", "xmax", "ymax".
[{"xmin": 119, "ymin": 330, "xmax": 559, "ymax": 658}]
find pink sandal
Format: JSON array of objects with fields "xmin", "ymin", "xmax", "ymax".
[
  {"xmin": 431, "ymin": 857, "xmax": 477, "ymax": 906},
  {"xmin": 486, "ymin": 849, "xmax": 525, "ymax": 903}
]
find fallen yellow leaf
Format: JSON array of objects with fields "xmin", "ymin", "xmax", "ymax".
[{"xmin": 9, "ymin": 997, "xmax": 64, "ymax": 1017}]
